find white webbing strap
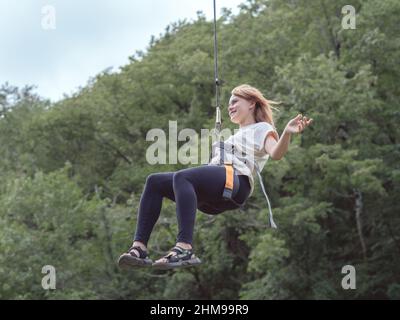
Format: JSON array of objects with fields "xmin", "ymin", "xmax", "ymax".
[{"xmin": 254, "ymin": 162, "xmax": 278, "ymax": 229}]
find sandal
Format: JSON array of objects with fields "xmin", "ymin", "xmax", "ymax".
[
  {"xmin": 117, "ymin": 246, "xmax": 153, "ymax": 269},
  {"xmin": 152, "ymin": 245, "xmax": 202, "ymax": 270}
]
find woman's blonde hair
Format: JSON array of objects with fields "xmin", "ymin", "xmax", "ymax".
[{"xmin": 231, "ymin": 84, "xmax": 280, "ymax": 129}]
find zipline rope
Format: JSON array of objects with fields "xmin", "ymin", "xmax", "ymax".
[{"xmin": 213, "ymin": 0, "xmax": 222, "ymax": 135}]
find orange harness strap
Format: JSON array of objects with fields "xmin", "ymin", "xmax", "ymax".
[{"xmin": 223, "ymin": 164, "xmax": 234, "ymax": 199}]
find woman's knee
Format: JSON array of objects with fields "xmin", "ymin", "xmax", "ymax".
[
  {"xmin": 173, "ymin": 170, "xmax": 187, "ymax": 186},
  {"xmin": 145, "ymin": 173, "xmax": 162, "ymax": 188}
]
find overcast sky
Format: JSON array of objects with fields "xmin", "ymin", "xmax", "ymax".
[{"xmin": 0, "ymin": 0, "xmax": 243, "ymax": 102}]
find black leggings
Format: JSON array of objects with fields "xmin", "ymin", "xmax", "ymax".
[{"xmin": 133, "ymin": 165, "xmax": 251, "ymax": 245}]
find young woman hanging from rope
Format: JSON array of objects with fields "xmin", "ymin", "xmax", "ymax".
[{"xmin": 118, "ymin": 84, "xmax": 313, "ymax": 270}]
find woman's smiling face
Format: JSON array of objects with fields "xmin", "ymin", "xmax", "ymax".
[{"xmin": 228, "ymin": 95, "xmax": 255, "ymax": 124}]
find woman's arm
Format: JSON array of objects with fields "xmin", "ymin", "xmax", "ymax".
[
  {"xmin": 264, "ymin": 130, "xmax": 290, "ymax": 160},
  {"xmin": 264, "ymin": 114, "xmax": 313, "ymax": 160}
]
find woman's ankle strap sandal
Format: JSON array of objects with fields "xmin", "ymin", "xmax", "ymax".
[
  {"xmin": 128, "ymin": 246, "xmax": 148, "ymax": 259},
  {"xmin": 152, "ymin": 246, "xmax": 202, "ymax": 270},
  {"xmin": 117, "ymin": 246, "xmax": 153, "ymax": 269}
]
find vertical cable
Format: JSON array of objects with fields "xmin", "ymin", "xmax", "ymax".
[{"xmin": 213, "ymin": 0, "xmax": 221, "ymax": 134}]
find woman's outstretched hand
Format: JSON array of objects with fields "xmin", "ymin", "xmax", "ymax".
[{"xmin": 284, "ymin": 114, "xmax": 313, "ymax": 134}]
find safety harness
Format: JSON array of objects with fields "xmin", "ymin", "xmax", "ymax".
[{"xmin": 209, "ymin": 141, "xmax": 277, "ymax": 229}]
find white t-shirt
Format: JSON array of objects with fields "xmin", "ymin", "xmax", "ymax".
[{"xmin": 208, "ymin": 122, "xmax": 279, "ymax": 197}]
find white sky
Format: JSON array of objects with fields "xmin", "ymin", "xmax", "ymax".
[{"xmin": 0, "ymin": 0, "xmax": 244, "ymax": 102}]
